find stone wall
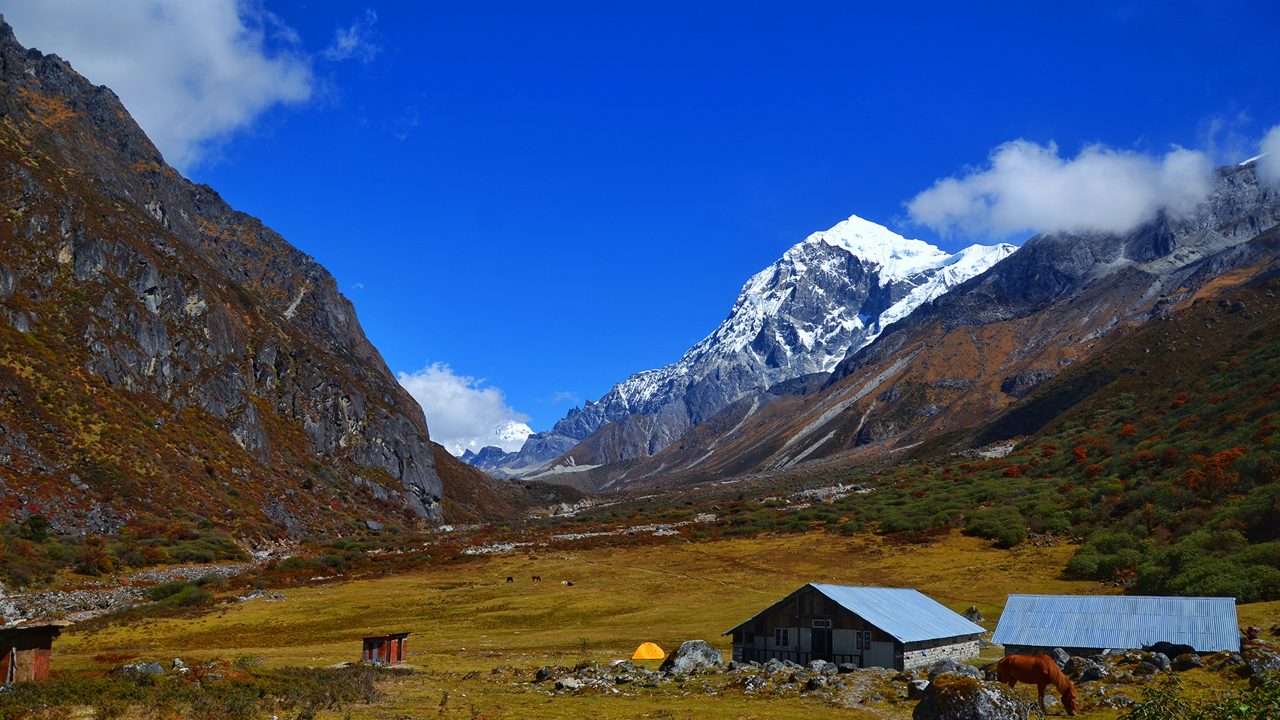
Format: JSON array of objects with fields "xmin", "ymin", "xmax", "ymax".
[{"xmin": 902, "ymin": 639, "xmax": 980, "ymax": 671}]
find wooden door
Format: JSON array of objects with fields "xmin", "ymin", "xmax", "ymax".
[{"xmin": 812, "ymin": 629, "xmax": 832, "ymax": 661}]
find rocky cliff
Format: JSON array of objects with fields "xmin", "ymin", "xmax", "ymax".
[{"xmin": 0, "ymin": 17, "xmax": 446, "ymax": 536}]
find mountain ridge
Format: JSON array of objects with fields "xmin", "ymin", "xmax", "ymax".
[
  {"xmin": 545, "ymin": 162, "xmax": 1280, "ymax": 491},
  {"xmin": 0, "ymin": 16, "xmax": 510, "ymax": 535},
  {"xmin": 472, "ymin": 215, "xmax": 1013, "ymax": 476}
]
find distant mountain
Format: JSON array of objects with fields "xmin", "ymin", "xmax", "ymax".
[
  {"xmin": 570, "ymin": 161, "xmax": 1280, "ymax": 490},
  {"xmin": 0, "ymin": 17, "xmax": 521, "ymax": 535},
  {"xmin": 474, "ymin": 215, "xmax": 1013, "ymax": 476}
]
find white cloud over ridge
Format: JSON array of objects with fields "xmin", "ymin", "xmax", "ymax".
[
  {"xmin": 5, "ymin": 0, "xmax": 313, "ymax": 170},
  {"xmin": 907, "ymin": 140, "xmax": 1215, "ymax": 238},
  {"xmin": 1259, "ymin": 125, "xmax": 1280, "ymax": 187},
  {"xmin": 397, "ymin": 363, "xmax": 533, "ymax": 456}
]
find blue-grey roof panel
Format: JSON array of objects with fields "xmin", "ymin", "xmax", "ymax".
[
  {"xmin": 991, "ymin": 594, "xmax": 1239, "ymax": 653},
  {"xmin": 809, "ymin": 584, "xmax": 985, "ymax": 643}
]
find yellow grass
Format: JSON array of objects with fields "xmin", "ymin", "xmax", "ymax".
[{"xmin": 55, "ymin": 530, "xmax": 1278, "ymax": 719}]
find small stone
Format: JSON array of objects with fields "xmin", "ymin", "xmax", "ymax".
[
  {"xmin": 554, "ymin": 677, "xmax": 582, "ymax": 691},
  {"xmin": 908, "ymin": 679, "xmax": 931, "ymax": 699}
]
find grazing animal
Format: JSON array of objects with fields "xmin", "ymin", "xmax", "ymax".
[
  {"xmin": 532, "ymin": 575, "xmax": 541, "ymax": 582},
  {"xmin": 505, "ymin": 576, "xmax": 513, "ymax": 583},
  {"xmin": 996, "ymin": 654, "xmax": 1078, "ymax": 716}
]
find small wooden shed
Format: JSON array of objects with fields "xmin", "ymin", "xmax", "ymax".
[
  {"xmin": 361, "ymin": 632, "xmax": 409, "ymax": 664},
  {"xmin": 0, "ymin": 623, "xmax": 65, "ymax": 683}
]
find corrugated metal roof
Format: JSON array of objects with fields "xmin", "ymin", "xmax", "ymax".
[
  {"xmin": 810, "ymin": 585, "xmax": 985, "ymax": 643},
  {"xmin": 723, "ymin": 584, "xmax": 983, "ymax": 643},
  {"xmin": 992, "ymin": 594, "xmax": 1240, "ymax": 653}
]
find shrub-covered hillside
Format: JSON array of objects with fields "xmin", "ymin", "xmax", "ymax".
[{"xmin": 649, "ymin": 278, "xmax": 1280, "ymax": 601}]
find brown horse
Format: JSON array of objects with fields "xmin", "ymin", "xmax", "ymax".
[{"xmin": 996, "ymin": 654, "xmax": 1078, "ymax": 716}]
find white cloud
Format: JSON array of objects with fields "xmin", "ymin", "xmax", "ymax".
[
  {"xmin": 550, "ymin": 390, "xmax": 581, "ymax": 405},
  {"xmin": 907, "ymin": 140, "xmax": 1215, "ymax": 238},
  {"xmin": 397, "ymin": 363, "xmax": 532, "ymax": 456},
  {"xmin": 322, "ymin": 9, "xmax": 379, "ymax": 63},
  {"xmin": 1259, "ymin": 125, "xmax": 1280, "ymax": 187},
  {"xmin": 5, "ymin": 0, "xmax": 313, "ymax": 170}
]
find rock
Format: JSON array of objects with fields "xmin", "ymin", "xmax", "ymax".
[
  {"xmin": 534, "ymin": 666, "xmax": 553, "ymax": 682},
  {"xmin": 1149, "ymin": 652, "xmax": 1171, "ymax": 671},
  {"xmin": 1243, "ymin": 647, "xmax": 1280, "ymax": 676},
  {"xmin": 554, "ymin": 677, "xmax": 582, "ymax": 691},
  {"xmin": 172, "ymin": 657, "xmax": 185, "ymax": 669},
  {"xmin": 962, "ymin": 605, "xmax": 985, "ymax": 622},
  {"xmin": 121, "ymin": 661, "xmax": 165, "ymax": 676},
  {"xmin": 1249, "ymin": 669, "xmax": 1280, "ymax": 689},
  {"xmin": 908, "ymin": 679, "xmax": 931, "ymax": 699},
  {"xmin": 912, "ymin": 674, "xmax": 1028, "ymax": 720},
  {"xmin": 658, "ymin": 640, "xmax": 722, "ymax": 675},
  {"xmin": 928, "ymin": 658, "xmax": 982, "ymax": 679},
  {"xmin": 763, "ymin": 658, "xmax": 785, "ymax": 674},
  {"xmin": 1065, "ymin": 656, "xmax": 1110, "ymax": 682},
  {"xmin": 742, "ymin": 675, "xmax": 768, "ymax": 693},
  {"xmin": 1050, "ymin": 648, "xmax": 1071, "ymax": 669},
  {"xmin": 1209, "ymin": 651, "xmax": 1245, "ymax": 671},
  {"xmin": 1133, "ymin": 661, "xmax": 1160, "ymax": 678},
  {"xmin": 1172, "ymin": 653, "xmax": 1203, "ymax": 671},
  {"xmin": 837, "ymin": 663, "xmax": 860, "ymax": 674},
  {"xmin": 805, "ymin": 676, "xmax": 827, "ymax": 691},
  {"xmin": 364, "ymin": 519, "xmax": 384, "ymax": 531},
  {"xmin": 809, "ymin": 659, "xmax": 838, "ymax": 675}
]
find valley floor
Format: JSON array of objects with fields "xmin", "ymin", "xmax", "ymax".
[{"xmin": 43, "ymin": 530, "xmax": 1277, "ymax": 719}]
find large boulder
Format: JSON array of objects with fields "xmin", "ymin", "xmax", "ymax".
[
  {"xmin": 913, "ymin": 674, "xmax": 1028, "ymax": 720},
  {"xmin": 1050, "ymin": 648, "xmax": 1071, "ymax": 669},
  {"xmin": 1244, "ymin": 647, "xmax": 1280, "ymax": 676},
  {"xmin": 929, "ymin": 658, "xmax": 982, "ymax": 679},
  {"xmin": 1065, "ymin": 656, "xmax": 1110, "ymax": 682},
  {"xmin": 963, "ymin": 605, "xmax": 985, "ymax": 622},
  {"xmin": 810, "ymin": 659, "xmax": 839, "ymax": 675},
  {"xmin": 658, "ymin": 640, "xmax": 722, "ymax": 675},
  {"xmin": 1172, "ymin": 653, "xmax": 1203, "ymax": 671}
]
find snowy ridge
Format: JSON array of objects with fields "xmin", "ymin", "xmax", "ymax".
[
  {"xmin": 607, "ymin": 215, "xmax": 1014, "ymax": 411},
  {"xmin": 474, "ymin": 213, "xmax": 1016, "ymax": 475}
]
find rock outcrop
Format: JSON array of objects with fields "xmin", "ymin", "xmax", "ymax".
[
  {"xmin": 912, "ymin": 674, "xmax": 1027, "ymax": 720},
  {"xmin": 0, "ymin": 16, "xmax": 448, "ymax": 534}
]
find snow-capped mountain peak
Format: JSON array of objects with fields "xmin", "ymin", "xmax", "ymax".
[
  {"xmin": 803, "ymin": 214, "xmax": 951, "ymax": 280},
  {"xmin": 472, "ymin": 212, "xmax": 1018, "ymax": 475}
]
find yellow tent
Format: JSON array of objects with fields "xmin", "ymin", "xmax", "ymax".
[{"xmin": 631, "ymin": 642, "xmax": 666, "ymax": 660}]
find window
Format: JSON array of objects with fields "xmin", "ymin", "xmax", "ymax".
[
  {"xmin": 863, "ymin": 631, "xmax": 872, "ymax": 649},
  {"xmin": 774, "ymin": 628, "xmax": 790, "ymax": 648},
  {"xmin": 812, "ymin": 619, "xmax": 832, "ymax": 629}
]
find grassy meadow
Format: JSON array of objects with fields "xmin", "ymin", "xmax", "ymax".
[{"xmin": 36, "ymin": 531, "xmax": 1120, "ymax": 718}]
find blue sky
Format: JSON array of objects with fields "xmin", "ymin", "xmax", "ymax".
[{"xmin": 8, "ymin": 1, "xmax": 1280, "ymax": 452}]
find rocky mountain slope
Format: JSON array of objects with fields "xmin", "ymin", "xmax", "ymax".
[
  {"xmin": 473, "ymin": 216, "xmax": 1012, "ymax": 476},
  {"xmin": 541, "ymin": 161, "xmax": 1280, "ymax": 491},
  {"xmin": 0, "ymin": 17, "xmax": 513, "ymax": 536}
]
